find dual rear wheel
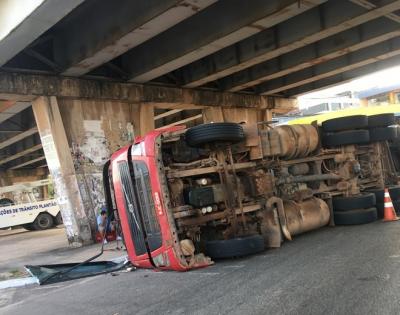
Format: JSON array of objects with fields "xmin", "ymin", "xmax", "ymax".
[
  {"xmin": 321, "ymin": 113, "xmax": 397, "ymax": 147},
  {"xmin": 332, "ymin": 193, "xmax": 377, "ymax": 225}
]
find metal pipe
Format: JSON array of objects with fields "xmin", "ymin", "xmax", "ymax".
[
  {"xmin": 277, "ymin": 173, "xmax": 341, "ymax": 185},
  {"xmin": 169, "ymin": 158, "xmax": 218, "ymax": 168}
]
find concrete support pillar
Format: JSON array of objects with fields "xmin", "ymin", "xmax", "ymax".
[
  {"xmin": 139, "ymin": 103, "xmax": 154, "ymax": 135},
  {"xmin": 32, "ymin": 96, "xmax": 92, "ymax": 246},
  {"xmin": 263, "ymin": 110, "xmax": 273, "ymax": 123}
]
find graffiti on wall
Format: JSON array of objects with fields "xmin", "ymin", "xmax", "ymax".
[
  {"xmin": 77, "ymin": 173, "xmax": 105, "ymax": 217},
  {"xmin": 72, "ymin": 120, "xmax": 111, "ymax": 169},
  {"xmin": 72, "ymin": 119, "xmax": 134, "ymax": 220}
]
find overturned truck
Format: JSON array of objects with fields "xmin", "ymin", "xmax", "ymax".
[{"xmin": 104, "ymin": 113, "xmax": 398, "ymax": 271}]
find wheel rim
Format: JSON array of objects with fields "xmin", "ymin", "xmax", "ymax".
[{"xmin": 38, "ymin": 216, "xmax": 50, "ymax": 228}]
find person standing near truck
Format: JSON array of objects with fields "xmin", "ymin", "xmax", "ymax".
[
  {"xmin": 97, "ymin": 207, "xmax": 122, "ymax": 243},
  {"xmin": 96, "ymin": 209, "xmax": 114, "ymax": 243}
]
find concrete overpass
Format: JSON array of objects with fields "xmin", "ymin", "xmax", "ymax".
[
  {"xmin": 1, "ymin": 0, "xmax": 400, "ymax": 244},
  {"xmin": 2, "ymin": 0, "xmax": 400, "ymax": 97}
]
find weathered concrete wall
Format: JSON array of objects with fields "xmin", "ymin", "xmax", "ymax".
[
  {"xmin": 0, "ymin": 72, "xmax": 296, "ymax": 112},
  {"xmin": 58, "ymin": 98, "xmax": 139, "ymax": 231},
  {"xmin": 203, "ymin": 107, "xmax": 259, "ymax": 124}
]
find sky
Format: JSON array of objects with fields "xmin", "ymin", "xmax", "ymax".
[{"xmin": 298, "ymin": 64, "xmax": 400, "ymax": 108}]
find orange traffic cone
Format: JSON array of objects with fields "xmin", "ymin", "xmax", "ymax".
[{"xmin": 383, "ymin": 188, "xmax": 399, "ymax": 222}]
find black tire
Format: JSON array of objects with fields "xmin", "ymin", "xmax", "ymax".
[
  {"xmin": 369, "ymin": 127, "xmax": 397, "ymax": 142},
  {"xmin": 32, "ymin": 213, "xmax": 54, "ymax": 230},
  {"xmin": 185, "ymin": 123, "xmax": 245, "ymax": 147},
  {"xmin": 368, "ymin": 113, "xmax": 395, "ymax": 128},
  {"xmin": 55, "ymin": 212, "xmax": 63, "ymax": 225},
  {"xmin": 205, "ymin": 235, "xmax": 264, "ymax": 259},
  {"xmin": 22, "ymin": 224, "xmax": 36, "ymax": 231},
  {"xmin": 334, "ymin": 207, "xmax": 378, "ymax": 225},
  {"xmin": 0, "ymin": 198, "xmax": 14, "ymax": 207},
  {"xmin": 322, "ymin": 115, "xmax": 368, "ymax": 132},
  {"xmin": 333, "ymin": 193, "xmax": 376, "ymax": 211},
  {"xmin": 322, "ymin": 130, "xmax": 369, "ymax": 147},
  {"xmin": 366, "ymin": 188, "xmax": 385, "ymax": 204},
  {"xmin": 389, "ymin": 186, "xmax": 400, "ymax": 200}
]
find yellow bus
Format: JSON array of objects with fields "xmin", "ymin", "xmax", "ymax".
[{"xmin": 288, "ymin": 105, "xmax": 400, "ymax": 125}]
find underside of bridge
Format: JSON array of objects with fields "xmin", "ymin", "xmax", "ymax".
[{"xmin": 1, "ymin": 0, "xmax": 400, "ymax": 245}]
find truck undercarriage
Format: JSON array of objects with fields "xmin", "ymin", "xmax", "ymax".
[{"xmin": 109, "ymin": 114, "xmax": 398, "ymax": 271}]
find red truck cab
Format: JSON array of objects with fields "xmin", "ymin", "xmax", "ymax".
[{"xmin": 103, "ymin": 126, "xmax": 211, "ymax": 271}]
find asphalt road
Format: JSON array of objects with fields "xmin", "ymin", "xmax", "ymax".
[
  {"xmin": 0, "ymin": 227, "xmax": 122, "ymax": 275},
  {"xmin": 2, "ymin": 221, "xmax": 400, "ymax": 315}
]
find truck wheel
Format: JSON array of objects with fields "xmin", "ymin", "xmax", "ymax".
[
  {"xmin": 32, "ymin": 213, "xmax": 54, "ymax": 230},
  {"xmin": 55, "ymin": 212, "xmax": 63, "ymax": 225},
  {"xmin": 333, "ymin": 193, "xmax": 376, "ymax": 211},
  {"xmin": 185, "ymin": 122, "xmax": 245, "ymax": 147},
  {"xmin": 368, "ymin": 113, "xmax": 395, "ymax": 128},
  {"xmin": 334, "ymin": 208, "xmax": 377, "ymax": 225},
  {"xmin": 369, "ymin": 127, "xmax": 397, "ymax": 142},
  {"xmin": 205, "ymin": 235, "xmax": 264, "ymax": 259},
  {"xmin": 322, "ymin": 115, "xmax": 368, "ymax": 132},
  {"xmin": 22, "ymin": 224, "xmax": 36, "ymax": 231},
  {"xmin": 322, "ymin": 130, "xmax": 369, "ymax": 147}
]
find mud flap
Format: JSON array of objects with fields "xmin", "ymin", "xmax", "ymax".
[
  {"xmin": 277, "ymin": 206, "xmax": 292, "ymax": 241},
  {"xmin": 267, "ymin": 197, "xmax": 292, "ymax": 241}
]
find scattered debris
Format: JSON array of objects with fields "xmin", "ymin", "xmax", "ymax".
[{"xmin": 25, "ymin": 260, "xmax": 132, "ymax": 285}]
